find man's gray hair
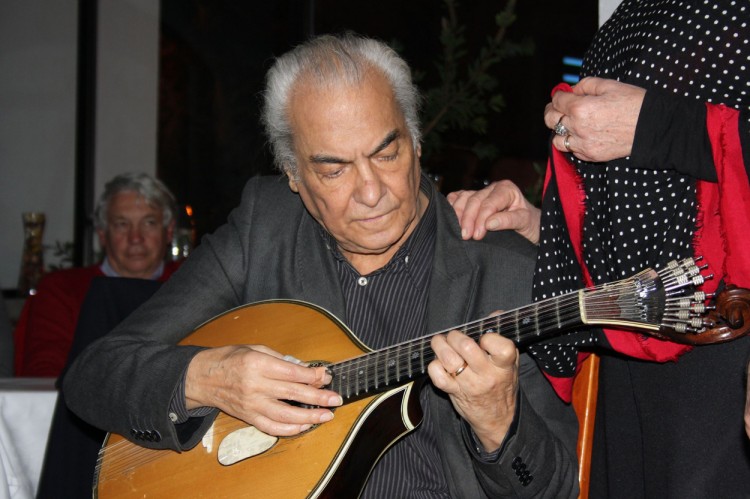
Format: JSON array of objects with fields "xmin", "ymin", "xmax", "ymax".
[
  {"xmin": 93, "ymin": 172, "xmax": 177, "ymax": 230},
  {"xmin": 261, "ymin": 33, "xmax": 422, "ymax": 178}
]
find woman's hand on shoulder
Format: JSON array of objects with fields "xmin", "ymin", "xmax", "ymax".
[{"xmin": 447, "ymin": 180, "xmax": 541, "ymax": 244}]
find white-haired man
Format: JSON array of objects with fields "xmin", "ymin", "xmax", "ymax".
[{"xmin": 14, "ymin": 172, "xmax": 179, "ymax": 377}]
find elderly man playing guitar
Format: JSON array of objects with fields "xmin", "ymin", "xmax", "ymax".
[{"xmin": 64, "ymin": 33, "xmax": 579, "ymax": 498}]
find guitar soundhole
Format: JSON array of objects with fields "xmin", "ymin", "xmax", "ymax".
[
  {"xmin": 283, "ymin": 360, "xmax": 336, "ymax": 432},
  {"xmin": 307, "ymin": 360, "xmax": 335, "ymax": 395},
  {"xmin": 307, "ymin": 360, "xmax": 330, "ymax": 369}
]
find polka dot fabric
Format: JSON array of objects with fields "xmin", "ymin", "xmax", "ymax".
[{"xmin": 529, "ymin": 0, "xmax": 750, "ymax": 377}]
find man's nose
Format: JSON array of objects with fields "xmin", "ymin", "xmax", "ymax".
[
  {"xmin": 354, "ymin": 162, "xmax": 385, "ymax": 207},
  {"xmin": 128, "ymin": 226, "xmax": 144, "ymax": 242}
]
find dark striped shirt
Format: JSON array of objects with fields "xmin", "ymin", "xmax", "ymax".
[{"xmin": 322, "ymin": 176, "xmax": 449, "ymax": 498}]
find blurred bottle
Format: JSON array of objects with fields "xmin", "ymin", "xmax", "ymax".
[
  {"xmin": 18, "ymin": 212, "xmax": 46, "ymax": 295},
  {"xmin": 170, "ymin": 204, "xmax": 195, "ymax": 261}
]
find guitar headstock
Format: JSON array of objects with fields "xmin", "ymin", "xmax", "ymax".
[
  {"xmin": 685, "ymin": 284, "xmax": 750, "ymax": 345},
  {"xmin": 583, "ymin": 257, "xmax": 750, "ymax": 345}
]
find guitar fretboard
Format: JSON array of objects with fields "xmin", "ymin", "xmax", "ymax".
[
  {"xmin": 327, "ymin": 258, "xmax": 707, "ymax": 403},
  {"xmin": 328, "ymin": 292, "xmax": 584, "ymax": 402}
]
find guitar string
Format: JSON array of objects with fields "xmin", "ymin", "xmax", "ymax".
[
  {"xmin": 329, "ymin": 270, "xmax": 703, "ymax": 393},
  {"xmin": 96, "ymin": 416, "xmax": 246, "ymax": 477},
  {"xmin": 335, "ymin": 288, "xmax": 610, "ymax": 370},
  {"xmin": 330, "ymin": 298, "xmax": 598, "ymax": 394}
]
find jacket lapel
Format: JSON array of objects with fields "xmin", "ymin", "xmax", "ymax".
[
  {"xmin": 294, "ymin": 211, "xmax": 348, "ymax": 321},
  {"xmin": 426, "ymin": 197, "xmax": 479, "ymax": 333},
  {"xmin": 426, "ymin": 195, "xmax": 486, "ymax": 498}
]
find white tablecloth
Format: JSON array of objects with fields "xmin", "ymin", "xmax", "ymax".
[{"xmin": 0, "ymin": 378, "xmax": 57, "ymax": 499}]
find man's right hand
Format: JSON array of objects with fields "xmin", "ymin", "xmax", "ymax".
[
  {"xmin": 185, "ymin": 345, "xmax": 343, "ymax": 436},
  {"xmin": 447, "ymin": 180, "xmax": 541, "ymax": 244}
]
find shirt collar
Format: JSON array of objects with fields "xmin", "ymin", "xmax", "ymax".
[{"xmin": 100, "ymin": 257, "xmax": 165, "ymax": 280}]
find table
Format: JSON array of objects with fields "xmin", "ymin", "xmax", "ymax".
[{"xmin": 0, "ymin": 378, "xmax": 57, "ymax": 499}]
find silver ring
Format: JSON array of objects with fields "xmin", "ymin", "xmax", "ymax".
[
  {"xmin": 452, "ymin": 361, "xmax": 468, "ymax": 377},
  {"xmin": 554, "ymin": 116, "xmax": 569, "ymax": 136},
  {"xmin": 563, "ymin": 135, "xmax": 571, "ymax": 152}
]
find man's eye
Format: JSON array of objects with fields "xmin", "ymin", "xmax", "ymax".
[
  {"xmin": 323, "ymin": 168, "xmax": 344, "ymax": 179},
  {"xmin": 377, "ymin": 146, "xmax": 399, "ymax": 162}
]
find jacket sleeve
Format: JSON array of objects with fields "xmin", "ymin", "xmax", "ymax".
[
  {"xmin": 429, "ymin": 217, "xmax": 579, "ymax": 498},
  {"xmin": 469, "ymin": 353, "xmax": 579, "ymax": 498},
  {"xmin": 62, "ymin": 180, "xmax": 266, "ymax": 452},
  {"xmin": 631, "ymin": 89, "xmax": 750, "ymax": 185}
]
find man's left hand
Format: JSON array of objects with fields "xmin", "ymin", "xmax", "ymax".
[{"xmin": 428, "ymin": 329, "xmax": 519, "ymax": 453}]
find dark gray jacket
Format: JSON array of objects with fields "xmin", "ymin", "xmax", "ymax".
[{"xmin": 64, "ymin": 175, "xmax": 578, "ymax": 497}]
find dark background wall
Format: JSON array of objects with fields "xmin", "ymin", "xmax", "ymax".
[{"xmin": 157, "ymin": 0, "xmax": 598, "ymax": 239}]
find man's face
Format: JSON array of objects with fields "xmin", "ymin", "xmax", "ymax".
[
  {"xmin": 97, "ymin": 190, "xmax": 174, "ymax": 278},
  {"xmin": 286, "ymin": 70, "xmax": 424, "ymax": 274}
]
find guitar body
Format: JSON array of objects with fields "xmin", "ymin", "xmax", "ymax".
[{"xmin": 96, "ymin": 301, "xmax": 424, "ymax": 498}]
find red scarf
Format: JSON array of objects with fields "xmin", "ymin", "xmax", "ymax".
[{"xmin": 542, "ymin": 85, "xmax": 750, "ymax": 401}]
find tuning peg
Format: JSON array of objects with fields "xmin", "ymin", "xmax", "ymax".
[
  {"xmin": 688, "ymin": 317, "xmax": 705, "ymax": 328},
  {"xmin": 691, "ymin": 275, "xmax": 706, "ymax": 286},
  {"xmin": 689, "ymin": 303, "xmax": 707, "ymax": 313}
]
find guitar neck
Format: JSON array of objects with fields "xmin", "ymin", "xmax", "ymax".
[
  {"xmin": 328, "ymin": 290, "xmax": 585, "ymax": 403},
  {"xmin": 329, "ymin": 258, "xmax": 708, "ymax": 404}
]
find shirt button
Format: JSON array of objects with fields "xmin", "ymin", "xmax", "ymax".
[
  {"xmin": 357, "ymin": 277, "xmax": 368, "ymax": 286},
  {"xmin": 169, "ymin": 412, "xmax": 178, "ymax": 423},
  {"xmin": 404, "ymin": 255, "xmax": 410, "ymax": 264}
]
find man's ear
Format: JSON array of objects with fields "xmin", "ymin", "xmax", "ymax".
[{"xmin": 286, "ymin": 168, "xmax": 300, "ymax": 193}]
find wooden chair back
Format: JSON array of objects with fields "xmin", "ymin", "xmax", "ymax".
[{"xmin": 571, "ymin": 353, "xmax": 599, "ymax": 499}]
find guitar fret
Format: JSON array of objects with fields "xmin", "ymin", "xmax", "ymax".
[
  {"xmin": 482, "ymin": 316, "xmax": 496, "ymax": 336},
  {"xmin": 374, "ymin": 351, "xmax": 379, "ymax": 390},
  {"xmin": 382, "ymin": 351, "xmax": 388, "ymax": 388},
  {"xmin": 395, "ymin": 345, "xmax": 400, "ymax": 383},
  {"xmin": 338, "ymin": 363, "xmax": 348, "ymax": 399},
  {"xmin": 364, "ymin": 358, "xmax": 369, "ymax": 393},
  {"xmin": 345, "ymin": 362, "xmax": 352, "ymax": 397},
  {"xmin": 354, "ymin": 367, "xmax": 362, "ymax": 396},
  {"xmin": 406, "ymin": 342, "xmax": 412, "ymax": 379},
  {"xmin": 339, "ymin": 364, "xmax": 344, "ymax": 397},
  {"xmin": 420, "ymin": 338, "xmax": 426, "ymax": 374},
  {"xmin": 385, "ymin": 349, "xmax": 393, "ymax": 386}
]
